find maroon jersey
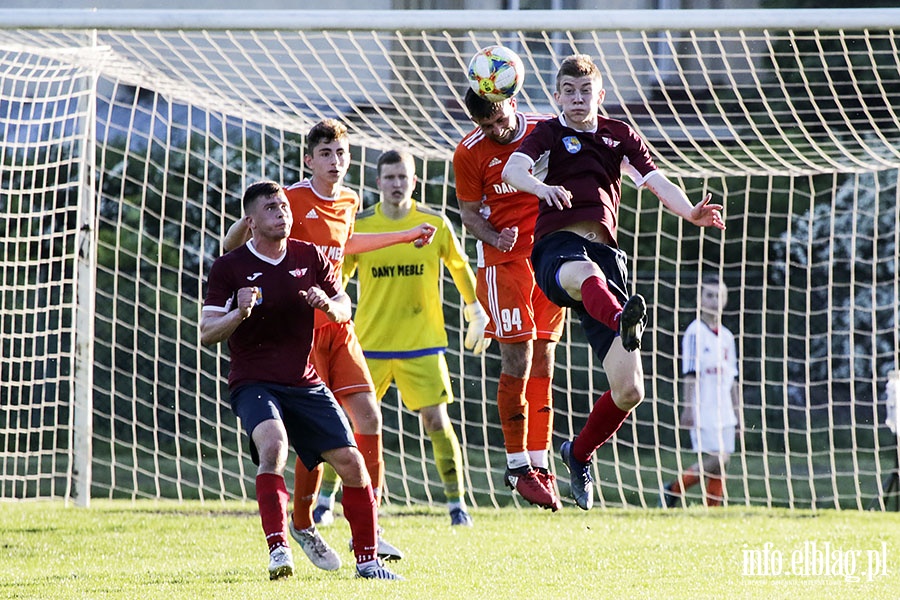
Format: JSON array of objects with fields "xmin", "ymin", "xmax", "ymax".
[
  {"xmin": 203, "ymin": 239, "xmax": 341, "ymax": 389},
  {"xmin": 513, "ymin": 115, "xmax": 658, "ymax": 245}
]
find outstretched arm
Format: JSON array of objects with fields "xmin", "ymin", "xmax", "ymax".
[
  {"xmin": 345, "ymin": 224, "xmax": 436, "ymax": 254},
  {"xmin": 643, "ymin": 173, "xmax": 725, "ymax": 230}
]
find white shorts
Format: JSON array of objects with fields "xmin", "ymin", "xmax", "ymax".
[{"xmin": 690, "ymin": 426, "xmax": 736, "ymax": 455}]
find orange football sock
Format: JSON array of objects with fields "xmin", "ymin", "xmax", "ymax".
[
  {"xmin": 292, "ymin": 459, "xmax": 323, "ymax": 530},
  {"xmin": 671, "ymin": 471, "xmax": 701, "ymax": 495},
  {"xmin": 354, "ymin": 433, "xmax": 384, "ymax": 507},
  {"xmin": 525, "ymin": 376, "xmax": 553, "ymax": 453},
  {"xmin": 706, "ymin": 476, "xmax": 724, "ymax": 506},
  {"xmin": 497, "ymin": 373, "xmax": 527, "ymax": 454}
]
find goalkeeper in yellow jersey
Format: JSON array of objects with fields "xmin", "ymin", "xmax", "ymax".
[{"xmin": 312, "ymin": 149, "xmax": 488, "ymax": 527}]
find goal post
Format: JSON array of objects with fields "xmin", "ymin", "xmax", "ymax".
[{"xmin": 1, "ymin": 8, "xmax": 898, "ymax": 511}]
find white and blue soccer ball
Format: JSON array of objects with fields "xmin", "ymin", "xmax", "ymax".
[{"xmin": 466, "ymin": 45, "xmax": 525, "ymax": 102}]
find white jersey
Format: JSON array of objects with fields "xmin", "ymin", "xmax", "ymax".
[{"xmin": 682, "ymin": 319, "xmax": 738, "ymax": 431}]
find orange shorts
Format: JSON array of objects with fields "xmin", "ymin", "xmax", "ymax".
[
  {"xmin": 476, "ymin": 259, "xmax": 566, "ymax": 344},
  {"xmin": 310, "ymin": 320, "xmax": 375, "ymax": 401}
]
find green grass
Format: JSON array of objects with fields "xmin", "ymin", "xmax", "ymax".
[{"xmin": 1, "ymin": 501, "xmax": 899, "ymax": 600}]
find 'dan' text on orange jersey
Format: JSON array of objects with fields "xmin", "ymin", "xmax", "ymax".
[{"xmin": 453, "ymin": 112, "xmax": 552, "ymax": 268}]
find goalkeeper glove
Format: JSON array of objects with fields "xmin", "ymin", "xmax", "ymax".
[{"xmin": 463, "ymin": 302, "xmax": 491, "ymax": 355}]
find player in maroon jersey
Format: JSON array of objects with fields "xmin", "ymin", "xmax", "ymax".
[
  {"xmin": 503, "ymin": 54, "xmax": 725, "ymax": 511},
  {"xmin": 200, "ymin": 180, "xmax": 402, "ymax": 581}
]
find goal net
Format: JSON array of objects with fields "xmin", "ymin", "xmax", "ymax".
[{"xmin": 1, "ymin": 8, "xmax": 898, "ymax": 510}]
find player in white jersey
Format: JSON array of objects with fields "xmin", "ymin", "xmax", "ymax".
[{"xmin": 661, "ymin": 275, "xmax": 740, "ymax": 507}]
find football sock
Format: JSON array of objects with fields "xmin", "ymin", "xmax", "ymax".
[
  {"xmin": 497, "ymin": 373, "xmax": 527, "ymax": 454},
  {"xmin": 671, "ymin": 470, "xmax": 701, "ymax": 495},
  {"xmin": 342, "ymin": 484, "xmax": 378, "ymax": 564},
  {"xmin": 447, "ymin": 498, "xmax": 466, "ymax": 512},
  {"xmin": 354, "ymin": 433, "xmax": 384, "ymax": 507},
  {"xmin": 571, "ymin": 390, "xmax": 629, "ymax": 462},
  {"xmin": 580, "ymin": 275, "xmax": 623, "ymax": 331},
  {"xmin": 706, "ymin": 476, "xmax": 724, "ymax": 506},
  {"xmin": 256, "ymin": 473, "xmax": 289, "ymax": 552},
  {"xmin": 525, "ymin": 375, "xmax": 553, "ymax": 458},
  {"xmin": 506, "ymin": 451, "xmax": 530, "ymax": 470},
  {"xmin": 318, "ymin": 462, "xmax": 340, "ymax": 502},
  {"xmin": 292, "ymin": 459, "xmax": 322, "ymax": 530},
  {"xmin": 428, "ymin": 425, "xmax": 464, "ymax": 501},
  {"xmin": 528, "ymin": 450, "xmax": 549, "ymax": 470}
]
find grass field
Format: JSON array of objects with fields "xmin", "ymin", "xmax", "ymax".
[{"xmin": 2, "ymin": 500, "xmax": 899, "ymax": 600}]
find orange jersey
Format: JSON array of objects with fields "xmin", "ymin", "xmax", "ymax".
[
  {"xmin": 284, "ymin": 178, "xmax": 359, "ymax": 328},
  {"xmin": 453, "ymin": 112, "xmax": 552, "ymax": 267},
  {"xmin": 285, "ymin": 178, "xmax": 359, "ymax": 272}
]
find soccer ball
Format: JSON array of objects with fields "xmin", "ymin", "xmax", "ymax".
[{"xmin": 466, "ymin": 45, "xmax": 525, "ymax": 102}]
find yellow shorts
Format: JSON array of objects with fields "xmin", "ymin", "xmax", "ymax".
[
  {"xmin": 366, "ymin": 352, "xmax": 453, "ymax": 412},
  {"xmin": 310, "ymin": 320, "xmax": 375, "ymax": 401}
]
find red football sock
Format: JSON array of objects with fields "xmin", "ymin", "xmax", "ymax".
[
  {"xmin": 525, "ymin": 376, "xmax": 553, "ymax": 452},
  {"xmin": 256, "ymin": 473, "xmax": 289, "ymax": 551},
  {"xmin": 342, "ymin": 484, "xmax": 378, "ymax": 564},
  {"xmin": 354, "ymin": 433, "xmax": 384, "ymax": 506},
  {"xmin": 497, "ymin": 373, "xmax": 527, "ymax": 454},
  {"xmin": 571, "ymin": 390, "xmax": 629, "ymax": 462},
  {"xmin": 580, "ymin": 275, "xmax": 623, "ymax": 331},
  {"xmin": 291, "ymin": 459, "xmax": 322, "ymax": 530}
]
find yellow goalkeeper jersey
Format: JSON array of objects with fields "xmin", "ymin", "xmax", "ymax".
[{"xmin": 344, "ymin": 202, "xmax": 477, "ymax": 357}]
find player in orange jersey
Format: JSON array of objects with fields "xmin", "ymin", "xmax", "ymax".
[
  {"xmin": 454, "ymin": 89, "xmax": 566, "ymax": 511},
  {"xmin": 224, "ymin": 119, "xmax": 435, "ymax": 569}
]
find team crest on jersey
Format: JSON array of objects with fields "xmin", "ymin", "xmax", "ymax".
[
  {"xmin": 289, "ymin": 268, "xmax": 308, "ymax": 278},
  {"xmin": 601, "ymin": 136, "xmax": 621, "ymax": 148},
  {"xmin": 562, "ymin": 136, "xmax": 582, "ymax": 154}
]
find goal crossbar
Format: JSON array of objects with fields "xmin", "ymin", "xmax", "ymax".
[{"xmin": 4, "ymin": 8, "xmax": 900, "ymax": 32}]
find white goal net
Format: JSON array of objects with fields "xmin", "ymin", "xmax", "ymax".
[{"xmin": 1, "ymin": 8, "xmax": 898, "ymax": 510}]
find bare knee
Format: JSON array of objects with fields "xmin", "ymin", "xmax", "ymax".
[
  {"xmin": 612, "ymin": 380, "xmax": 645, "ymax": 412},
  {"xmin": 499, "ymin": 341, "xmax": 531, "ymax": 378},
  {"xmin": 419, "ymin": 404, "xmax": 449, "ymax": 433},
  {"xmin": 324, "ymin": 446, "xmax": 368, "ymax": 488},
  {"xmin": 340, "ymin": 391, "xmax": 382, "ymax": 434},
  {"xmin": 251, "ymin": 420, "xmax": 290, "ymax": 474},
  {"xmin": 557, "ymin": 260, "xmax": 604, "ymax": 301},
  {"xmin": 702, "ymin": 453, "xmax": 728, "ymax": 476}
]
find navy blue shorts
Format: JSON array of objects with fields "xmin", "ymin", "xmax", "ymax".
[
  {"xmin": 230, "ymin": 382, "xmax": 355, "ymax": 471},
  {"xmin": 532, "ymin": 231, "xmax": 631, "ymax": 362}
]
